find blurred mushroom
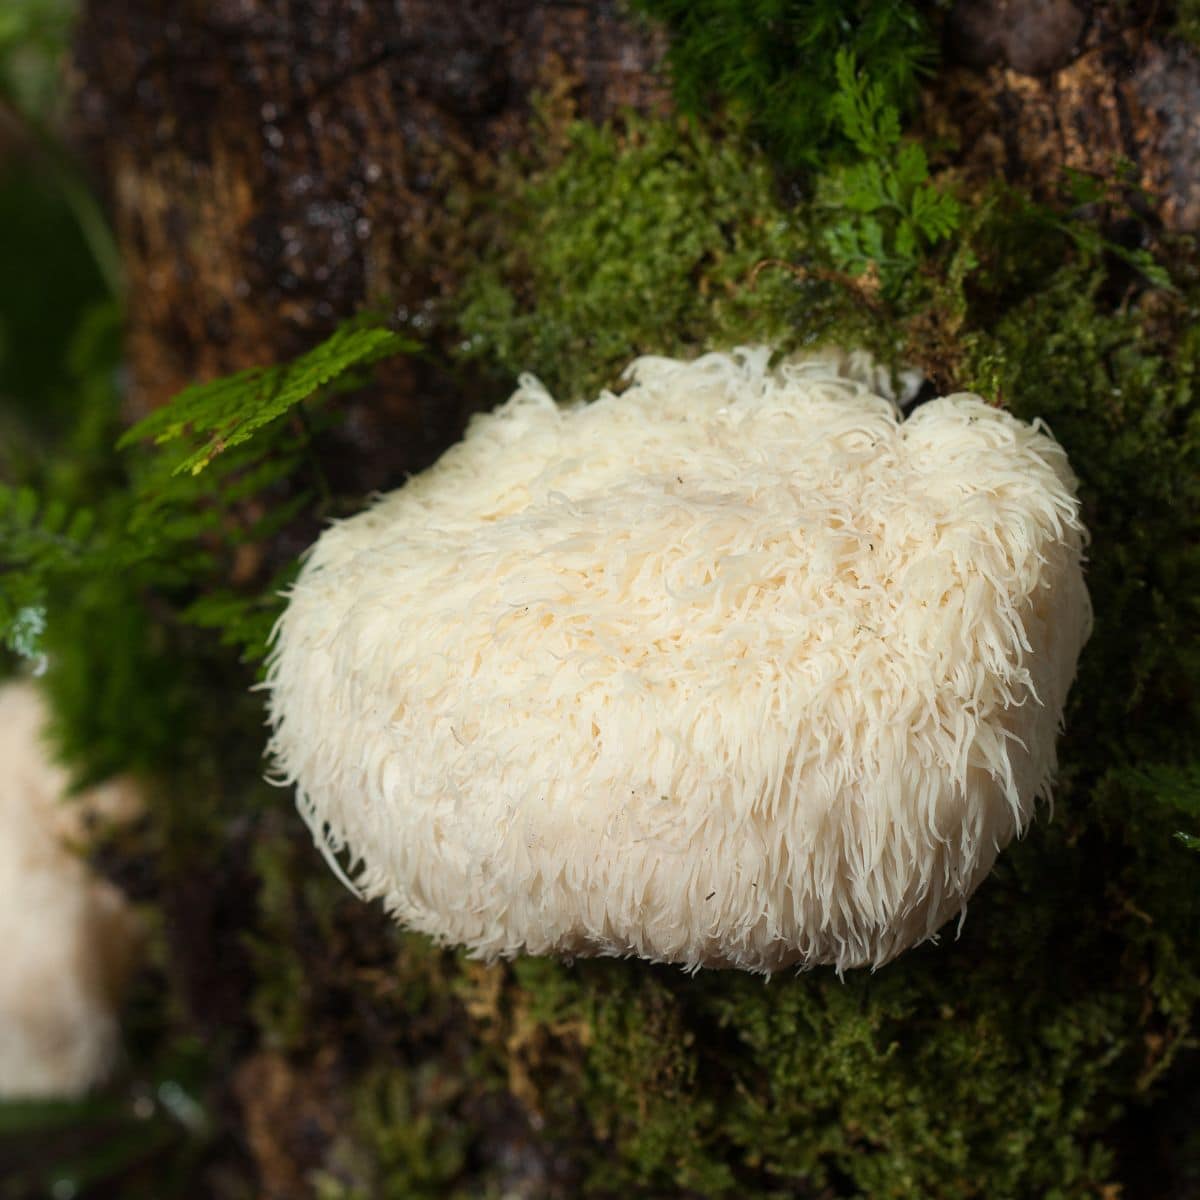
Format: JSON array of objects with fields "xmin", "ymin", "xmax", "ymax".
[{"xmin": 0, "ymin": 681, "xmax": 142, "ymax": 1097}]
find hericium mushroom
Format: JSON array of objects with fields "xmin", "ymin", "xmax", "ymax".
[{"xmin": 266, "ymin": 347, "xmax": 1090, "ymax": 974}]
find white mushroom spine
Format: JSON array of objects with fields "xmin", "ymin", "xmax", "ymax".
[{"xmin": 266, "ymin": 347, "xmax": 1091, "ymax": 974}]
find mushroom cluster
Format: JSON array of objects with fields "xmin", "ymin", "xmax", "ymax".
[
  {"xmin": 0, "ymin": 681, "xmax": 141, "ymax": 1096},
  {"xmin": 267, "ymin": 347, "xmax": 1090, "ymax": 973}
]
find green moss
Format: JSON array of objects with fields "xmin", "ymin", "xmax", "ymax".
[
  {"xmin": 313, "ymin": 1066, "xmax": 472, "ymax": 1200},
  {"xmin": 490, "ymin": 790, "xmax": 1198, "ymax": 1196},
  {"xmin": 513, "ymin": 887, "xmax": 1177, "ymax": 1197},
  {"xmin": 245, "ymin": 835, "xmax": 317, "ymax": 1052},
  {"xmin": 460, "ymin": 115, "xmax": 819, "ymax": 400},
  {"xmin": 1173, "ymin": 0, "xmax": 1200, "ymax": 46},
  {"xmin": 457, "ymin": 111, "xmax": 930, "ymax": 402},
  {"xmin": 966, "ymin": 269, "xmax": 1199, "ymax": 763},
  {"xmin": 580, "ymin": 970, "xmax": 731, "ymax": 1194}
]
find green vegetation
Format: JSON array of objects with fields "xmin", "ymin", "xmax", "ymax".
[
  {"xmin": 458, "ymin": 114, "xmax": 809, "ymax": 401},
  {"xmin": 0, "ymin": 0, "xmax": 77, "ymax": 121},
  {"xmin": 3, "ymin": 314, "xmax": 415, "ymax": 752},
  {"xmin": 629, "ymin": 0, "xmax": 932, "ymax": 167},
  {"xmin": 458, "ymin": 47, "xmax": 962, "ymax": 395},
  {"xmin": 817, "ymin": 50, "xmax": 960, "ymax": 294},
  {"xmin": 122, "ymin": 322, "xmax": 417, "ymax": 477}
]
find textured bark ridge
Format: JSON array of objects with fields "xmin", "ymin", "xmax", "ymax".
[
  {"xmin": 71, "ymin": 1, "xmax": 668, "ymax": 434},
  {"xmin": 938, "ymin": 2, "xmax": 1200, "ymax": 231}
]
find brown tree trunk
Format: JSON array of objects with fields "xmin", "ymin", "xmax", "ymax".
[
  {"xmin": 70, "ymin": 1, "xmax": 668, "ymax": 449},
  {"xmin": 70, "ymin": 0, "xmax": 1198, "ymax": 438}
]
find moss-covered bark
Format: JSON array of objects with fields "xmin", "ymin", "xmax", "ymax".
[{"xmin": 2, "ymin": 2, "xmax": 1199, "ymax": 1197}]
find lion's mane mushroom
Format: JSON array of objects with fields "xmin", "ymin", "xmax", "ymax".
[
  {"xmin": 0, "ymin": 681, "xmax": 142, "ymax": 1097},
  {"xmin": 267, "ymin": 347, "xmax": 1090, "ymax": 973}
]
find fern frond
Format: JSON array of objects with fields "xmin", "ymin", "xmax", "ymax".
[
  {"xmin": 831, "ymin": 47, "xmax": 900, "ymax": 157},
  {"xmin": 0, "ymin": 485, "xmax": 96, "ymax": 561},
  {"xmin": 4, "ymin": 319, "xmax": 415, "ymax": 666},
  {"xmin": 182, "ymin": 562, "xmax": 299, "ymax": 670},
  {"xmin": 630, "ymin": 0, "xmax": 933, "ymax": 168},
  {"xmin": 0, "ymin": 484, "xmax": 100, "ymax": 659},
  {"xmin": 120, "ymin": 322, "xmax": 418, "ymax": 476},
  {"xmin": 815, "ymin": 52, "xmax": 960, "ymax": 293}
]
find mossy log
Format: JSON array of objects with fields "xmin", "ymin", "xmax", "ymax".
[{"xmin": 58, "ymin": 4, "xmax": 1200, "ymax": 1198}]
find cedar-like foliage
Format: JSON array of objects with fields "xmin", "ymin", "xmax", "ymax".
[
  {"xmin": 3, "ymin": 319, "xmax": 414, "ymax": 671},
  {"xmin": 121, "ymin": 323, "xmax": 417, "ymax": 477}
]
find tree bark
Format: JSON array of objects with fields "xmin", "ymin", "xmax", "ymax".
[
  {"xmin": 70, "ymin": 1, "xmax": 668, "ymax": 444},
  {"xmin": 935, "ymin": 2, "xmax": 1200, "ymax": 231}
]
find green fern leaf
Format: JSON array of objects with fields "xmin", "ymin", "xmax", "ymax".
[
  {"xmin": 890, "ymin": 142, "xmax": 929, "ymax": 199},
  {"xmin": 832, "ymin": 47, "xmax": 901, "ymax": 157},
  {"xmin": 816, "ymin": 54, "xmax": 960, "ymax": 291},
  {"xmin": 0, "ymin": 484, "xmax": 101, "ymax": 660},
  {"xmin": 120, "ymin": 322, "xmax": 418, "ymax": 476},
  {"xmin": 909, "ymin": 184, "xmax": 961, "ymax": 242}
]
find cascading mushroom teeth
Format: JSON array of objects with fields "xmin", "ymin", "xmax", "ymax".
[{"xmin": 266, "ymin": 346, "xmax": 1091, "ymax": 975}]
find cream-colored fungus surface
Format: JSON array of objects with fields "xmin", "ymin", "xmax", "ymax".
[
  {"xmin": 267, "ymin": 347, "xmax": 1091, "ymax": 973},
  {"xmin": 0, "ymin": 681, "xmax": 141, "ymax": 1096}
]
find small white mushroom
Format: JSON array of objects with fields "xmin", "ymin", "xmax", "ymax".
[
  {"xmin": 266, "ymin": 347, "xmax": 1091, "ymax": 973},
  {"xmin": 0, "ymin": 681, "xmax": 141, "ymax": 1097}
]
